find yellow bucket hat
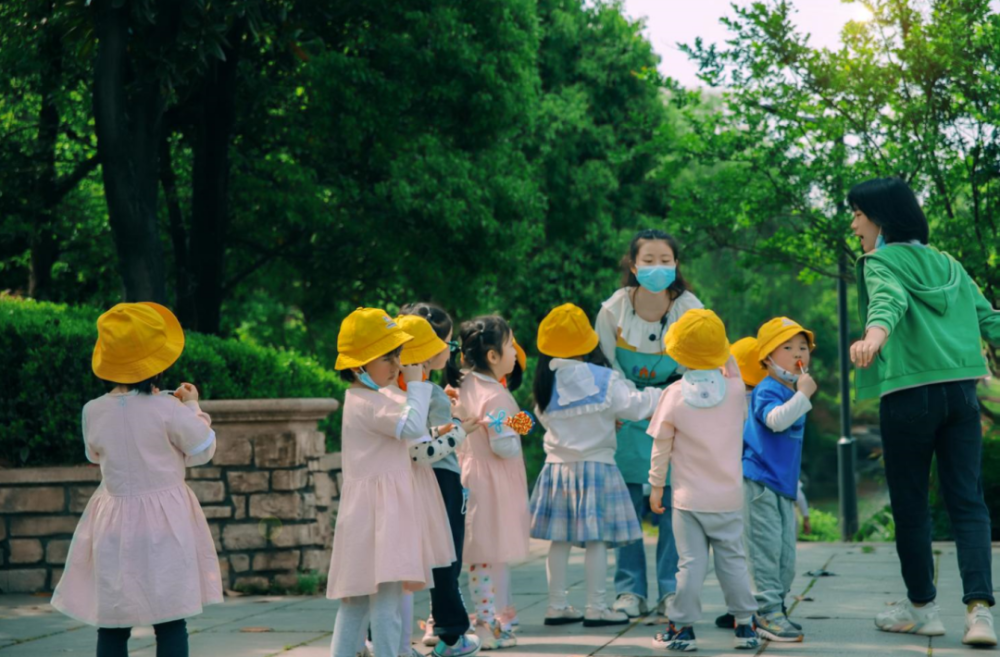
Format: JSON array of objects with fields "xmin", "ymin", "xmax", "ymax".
[
  {"xmin": 92, "ymin": 302, "xmax": 185, "ymax": 384},
  {"xmin": 512, "ymin": 336, "xmax": 527, "ymax": 371},
  {"xmin": 397, "ymin": 314, "xmax": 449, "ymax": 365},
  {"xmin": 730, "ymin": 337, "xmax": 767, "ymax": 387},
  {"xmin": 335, "ymin": 307, "xmax": 413, "ymax": 370},
  {"xmin": 664, "ymin": 309, "xmax": 731, "ymax": 370},
  {"xmin": 756, "ymin": 317, "xmax": 815, "ymax": 364},
  {"xmin": 537, "ymin": 303, "xmax": 600, "ymax": 358}
]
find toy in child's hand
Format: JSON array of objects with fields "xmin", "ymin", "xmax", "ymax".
[{"xmin": 505, "ymin": 411, "xmax": 535, "ymax": 436}]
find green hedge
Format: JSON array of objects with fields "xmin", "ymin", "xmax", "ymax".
[{"xmin": 0, "ymin": 297, "xmax": 346, "ymax": 468}]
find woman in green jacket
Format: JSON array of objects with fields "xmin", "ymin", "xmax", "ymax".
[{"xmin": 849, "ymin": 177, "xmax": 1000, "ymax": 647}]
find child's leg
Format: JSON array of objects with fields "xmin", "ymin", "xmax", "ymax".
[
  {"xmin": 152, "ymin": 619, "xmax": 187, "ymax": 657},
  {"xmin": 584, "ymin": 541, "xmax": 610, "ymax": 610},
  {"xmin": 654, "ymin": 486, "xmax": 680, "ymax": 603},
  {"xmin": 614, "ymin": 483, "xmax": 649, "ymax": 601},
  {"xmin": 778, "ymin": 496, "xmax": 797, "ymax": 605},
  {"xmin": 668, "ymin": 509, "xmax": 710, "ymax": 627},
  {"xmin": 469, "ymin": 563, "xmax": 498, "ymax": 624},
  {"xmin": 331, "ymin": 595, "xmax": 372, "ymax": 657},
  {"xmin": 704, "ymin": 513, "xmax": 758, "ymax": 624},
  {"xmin": 742, "ymin": 478, "xmax": 784, "ymax": 615},
  {"xmin": 494, "ymin": 563, "xmax": 516, "ymax": 626},
  {"xmin": 429, "ymin": 470, "xmax": 470, "ymax": 645},
  {"xmin": 370, "ymin": 582, "xmax": 404, "ymax": 657},
  {"xmin": 398, "ymin": 592, "xmax": 414, "ymax": 655},
  {"xmin": 96, "ymin": 627, "xmax": 131, "ymax": 657},
  {"xmin": 547, "ymin": 541, "xmax": 573, "ymax": 608}
]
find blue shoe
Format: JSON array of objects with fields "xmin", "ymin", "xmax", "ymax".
[
  {"xmin": 652, "ymin": 624, "xmax": 697, "ymax": 652},
  {"xmin": 433, "ymin": 634, "xmax": 482, "ymax": 657},
  {"xmin": 734, "ymin": 623, "xmax": 760, "ymax": 650}
]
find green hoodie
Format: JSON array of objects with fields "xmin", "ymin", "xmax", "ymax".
[{"xmin": 855, "ymin": 244, "xmax": 1000, "ymax": 400}]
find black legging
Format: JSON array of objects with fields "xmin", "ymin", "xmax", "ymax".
[{"xmin": 97, "ymin": 619, "xmax": 188, "ymax": 657}]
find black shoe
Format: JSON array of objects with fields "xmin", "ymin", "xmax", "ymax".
[
  {"xmin": 716, "ymin": 613, "xmax": 735, "ymax": 629},
  {"xmin": 782, "ymin": 603, "xmax": 803, "ymax": 631}
]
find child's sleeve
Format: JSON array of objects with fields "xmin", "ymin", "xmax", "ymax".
[
  {"xmin": 483, "ymin": 391, "xmax": 522, "ymax": 459},
  {"xmin": 167, "ymin": 399, "xmax": 216, "ymax": 467},
  {"xmin": 369, "ymin": 382, "xmax": 434, "ymax": 440},
  {"xmin": 754, "ymin": 385, "xmax": 812, "ymax": 434},
  {"xmin": 646, "ymin": 395, "xmax": 675, "ymax": 488},
  {"xmin": 609, "ymin": 373, "xmax": 663, "ymax": 421},
  {"xmin": 82, "ymin": 404, "xmax": 99, "ymax": 464},
  {"xmin": 408, "ymin": 424, "xmax": 467, "ymax": 466}
]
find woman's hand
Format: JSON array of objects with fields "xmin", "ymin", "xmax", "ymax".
[
  {"xmin": 173, "ymin": 382, "xmax": 199, "ymax": 403},
  {"xmin": 650, "ymin": 486, "xmax": 666, "ymax": 515},
  {"xmin": 850, "ymin": 326, "xmax": 888, "ymax": 369}
]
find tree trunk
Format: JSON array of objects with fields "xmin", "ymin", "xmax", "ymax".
[
  {"xmin": 159, "ymin": 136, "xmax": 197, "ymax": 326},
  {"xmin": 189, "ymin": 27, "xmax": 243, "ymax": 334},
  {"xmin": 92, "ymin": 0, "xmax": 172, "ymax": 303}
]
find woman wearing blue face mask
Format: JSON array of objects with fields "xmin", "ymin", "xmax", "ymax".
[{"xmin": 595, "ymin": 229, "xmax": 703, "ymax": 621}]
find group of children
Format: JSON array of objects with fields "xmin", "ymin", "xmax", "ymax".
[{"xmin": 49, "ymin": 245, "xmax": 819, "ymax": 657}]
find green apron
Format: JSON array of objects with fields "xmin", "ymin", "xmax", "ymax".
[{"xmin": 614, "ymin": 346, "xmax": 678, "ymax": 485}]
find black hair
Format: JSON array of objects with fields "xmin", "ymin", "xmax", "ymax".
[
  {"xmin": 398, "ymin": 301, "xmax": 461, "ymax": 385},
  {"xmin": 446, "ymin": 315, "xmax": 512, "ymax": 388},
  {"xmin": 506, "ymin": 360, "xmax": 523, "ymax": 393},
  {"xmin": 109, "ymin": 372, "xmax": 164, "ymax": 395},
  {"xmin": 621, "ymin": 229, "xmax": 691, "ymax": 301},
  {"xmin": 336, "ymin": 347, "xmax": 403, "ymax": 383},
  {"xmin": 847, "ymin": 177, "xmax": 929, "ymax": 245},
  {"xmin": 533, "ymin": 346, "xmax": 610, "ymax": 413}
]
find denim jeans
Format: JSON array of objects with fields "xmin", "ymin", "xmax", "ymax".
[
  {"xmin": 614, "ymin": 483, "xmax": 679, "ymax": 603},
  {"xmin": 880, "ymin": 380, "xmax": 995, "ymax": 606}
]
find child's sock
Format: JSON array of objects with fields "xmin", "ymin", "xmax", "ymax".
[
  {"xmin": 547, "ymin": 542, "xmax": 572, "ymax": 608},
  {"xmin": 469, "ymin": 563, "xmax": 497, "ymax": 624}
]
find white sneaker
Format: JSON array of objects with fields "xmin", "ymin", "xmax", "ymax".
[
  {"xmin": 544, "ymin": 605, "xmax": 584, "ymax": 626},
  {"xmin": 584, "ymin": 605, "xmax": 630, "ymax": 627},
  {"xmin": 612, "ymin": 593, "xmax": 648, "ymax": 618},
  {"xmin": 875, "ymin": 599, "xmax": 945, "ymax": 636},
  {"xmin": 493, "ymin": 623, "xmax": 517, "ymax": 649},
  {"xmin": 422, "ymin": 617, "xmax": 440, "ymax": 647},
  {"xmin": 471, "ymin": 620, "xmax": 498, "ymax": 650},
  {"xmin": 964, "ymin": 604, "xmax": 998, "ymax": 647}
]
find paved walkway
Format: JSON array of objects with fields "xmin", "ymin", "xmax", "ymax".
[{"xmin": 0, "ymin": 539, "xmax": 994, "ymax": 656}]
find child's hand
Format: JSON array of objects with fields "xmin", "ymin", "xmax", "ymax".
[
  {"xmin": 401, "ymin": 364, "xmax": 424, "ymax": 383},
  {"xmin": 459, "ymin": 417, "xmax": 481, "ymax": 435},
  {"xmin": 796, "ymin": 373, "xmax": 817, "ymax": 398},
  {"xmin": 649, "ymin": 486, "xmax": 666, "ymax": 515},
  {"xmin": 173, "ymin": 382, "xmax": 199, "ymax": 403},
  {"xmin": 444, "ymin": 385, "xmax": 460, "ymax": 402},
  {"xmin": 434, "ymin": 423, "xmax": 455, "ymax": 438},
  {"xmin": 803, "ymin": 517, "xmax": 812, "ymax": 535}
]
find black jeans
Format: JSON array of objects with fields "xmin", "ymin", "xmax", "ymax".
[
  {"xmin": 97, "ymin": 619, "xmax": 187, "ymax": 657},
  {"xmin": 880, "ymin": 380, "xmax": 994, "ymax": 606},
  {"xmin": 430, "ymin": 468, "xmax": 470, "ymax": 645}
]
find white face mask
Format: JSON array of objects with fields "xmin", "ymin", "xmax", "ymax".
[{"xmin": 768, "ymin": 358, "xmax": 799, "ymax": 384}]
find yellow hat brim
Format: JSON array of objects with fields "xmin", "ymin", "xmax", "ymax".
[
  {"xmin": 335, "ymin": 331, "xmax": 414, "ymax": 370},
  {"xmin": 400, "ymin": 336, "xmax": 449, "ymax": 365},
  {"xmin": 666, "ymin": 342, "xmax": 731, "ymax": 371},
  {"xmin": 758, "ymin": 327, "xmax": 816, "ymax": 363},
  {"xmin": 539, "ymin": 330, "xmax": 600, "ymax": 359},
  {"xmin": 92, "ymin": 302, "xmax": 185, "ymax": 384},
  {"xmin": 513, "ymin": 339, "xmax": 527, "ymax": 370}
]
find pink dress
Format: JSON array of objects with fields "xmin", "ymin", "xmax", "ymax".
[
  {"xmin": 327, "ymin": 387, "xmax": 449, "ymax": 599},
  {"xmin": 51, "ymin": 391, "xmax": 222, "ymax": 627},
  {"xmin": 457, "ymin": 373, "xmax": 530, "ymax": 564}
]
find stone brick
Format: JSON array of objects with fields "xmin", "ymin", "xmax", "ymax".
[
  {"xmin": 335, "ymin": 472, "xmax": 344, "ymax": 492},
  {"xmin": 301, "ymin": 548, "xmax": 332, "ymax": 572},
  {"xmin": 269, "ymin": 522, "xmax": 320, "ymax": 548},
  {"xmin": 202, "ymin": 505, "xmax": 233, "ymax": 519},
  {"xmin": 249, "ymin": 493, "xmax": 302, "ymax": 520},
  {"xmin": 254, "ymin": 433, "xmax": 303, "ymax": 469},
  {"xmin": 311, "ymin": 472, "xmax": 333, "ymax": 504},
  {"xmin": 271, "ymin": 469, "xmax": 308, "ymax": 491},
  {"xmin": 219, "ymin": 558, "xmax": 230, "ymax": 588},
  {"xmin": 230, "ymin": 554, "xmax": 250, "ymax": 573},
  {"xmin": 304, "ymin": 431, "xmax": 326, "ymax": 458},
  {"xmin": 252, "ymin": 550, "xmax": 301, "ymax": 571},
  {"xmin": 232, "ymin": 495, "xmax": 247, "ymax": 520},
  {"xmin": 11, "ymin": 516, "xmax": 79, "ymax": 537},
  {"xmin": 222, "ymin": 523, "xmax": 266, "ymax": 550},
  {"xmin": 46, "ymin": 539, "xmax": 71, "ymax": 565},
  {"xmin": 0, "ymin": 519, "xmax": 5, "ymax": 541},
  {"xmin": 0, "ymin": 569, "xmax": 48, "ymax": 593},
  {"xmin": 187, "ymin": 481, "xmax": 225, "ymax": 503},
  {"xmin": 187, "ymin": 467, "xmax": 221, "ymax": 480},
  {"xmin": 0, "ymin": 486, "xmax": 64, "ymax": 513},
  {"xmin": 210, "ymin": 523, "xmax": 222, "ymax": 552},
  {"xmin": 227, "ymin": 471, "xmax": 269, "ymax": 493},
  {"xmin": 233, "ymin": 576, "xmax": 269, "ymax": 594},
  {"xmin": 273, "ymin": 573, "xmax": 301, "ymax": 591},
  {"xmin": 213, "ymin": 436, "xmax": 253, "ymax": 466},
  {"xmin": 309, "ymin": 452, "xmax": 342, "ymax": 472},
  {"xmin": 51, "ymin": 568, "xmax": 64, "ymax": 588},
  {"xmin": 69, "ymin": 485, "xmax": 98, "ymax": 513},
  {"xmin": 10, "ymin": 539, "xmax": 43, "ymax": 564}
]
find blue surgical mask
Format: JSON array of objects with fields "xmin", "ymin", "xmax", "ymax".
[
  {"xmin": 357, "ymin": 368, "xmax": 382, "ymax": 391},
  {"xmin": 768, "ymin": 358, "xmax": 799, "ymax": 384},
  {"xmin": 635, "ymin": 265, "xmax": 677, "ymax": 294},
  {"xmin": 875, "ymin": 229, "xmax": 886, "ymax": 251}
]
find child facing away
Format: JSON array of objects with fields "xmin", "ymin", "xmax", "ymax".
[
  {"xmin": 741, "ymin": 317, "xmax": 818, "ymax": 643},
  {"xmin": 645, "ymin": 309, "xmax": 761, "ymax": 652},
  {"xmin": 529, "ymin": 304, "xmax": 662, "ymax": 628},
  {"xmin": 51, "ymin": 302, "xmax": 222, "ymax": 657},
  {"xmin": 448, "ymin": 315, "xmax": 531, "ymax": 650},
  {"xmin": 326, "ymin": 308, "xmax": 457, "ymax": 657}
]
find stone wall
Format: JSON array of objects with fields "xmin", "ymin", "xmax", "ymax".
[{"xmin": 0, "ymin": 398, "xmax": 341, "ymax": 594}]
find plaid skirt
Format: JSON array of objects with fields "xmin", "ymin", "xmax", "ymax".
[{"xmin": 529, "ymin": 461, "xmax": 643, "ymax": 548}]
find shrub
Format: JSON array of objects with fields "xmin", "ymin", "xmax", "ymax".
[
  {"xmin": 0, "ymin": 296, "xmax": 346, "ymax": 467},
  {"xmin": 799, "ymin": 508, "xmax": 840, "ymax": 542}
]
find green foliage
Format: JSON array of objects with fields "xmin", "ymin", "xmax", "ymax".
[
  {"xmin": 294, "ymin": 570, "xmax": 324, "ymax": 596},
  {"xmin": 0, "ymin": 296, "xmax": 345, "ymax": 468},
  {"xmin": 854, "ymin": 503, "xmax": 896, "ymax": 542},
  {"xmin": 799, "ymin": 508, "xmax": 840, "ymax": 542}
]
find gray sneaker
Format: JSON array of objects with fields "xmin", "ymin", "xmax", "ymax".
[
  {"xmin": 612, "ymin": 593, "xmax": 648, "ymax": 618},
  {"xmin": 755, "ymin": 611, "xmax": 804, "ymax": 642}
]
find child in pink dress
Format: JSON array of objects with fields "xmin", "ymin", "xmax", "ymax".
[
  {"xmin": 327, "ymin": 308, "xmax": 457, "ymax": 657},
  {"xmin": 447, "ymin": 315, "xmax": 530, "ymax": 650},
  {"xmin": 51, "ymin": 302, "xmax": 221, "ymax": 657}
]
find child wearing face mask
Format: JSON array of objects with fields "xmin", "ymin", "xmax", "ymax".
[
  {"xmin": 740, "ymin": 317, "xmax": 817, "ymax": 644},
  {"xmin": 327, "ymin": 308, "xmax": 456, "ymax": 657}
]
